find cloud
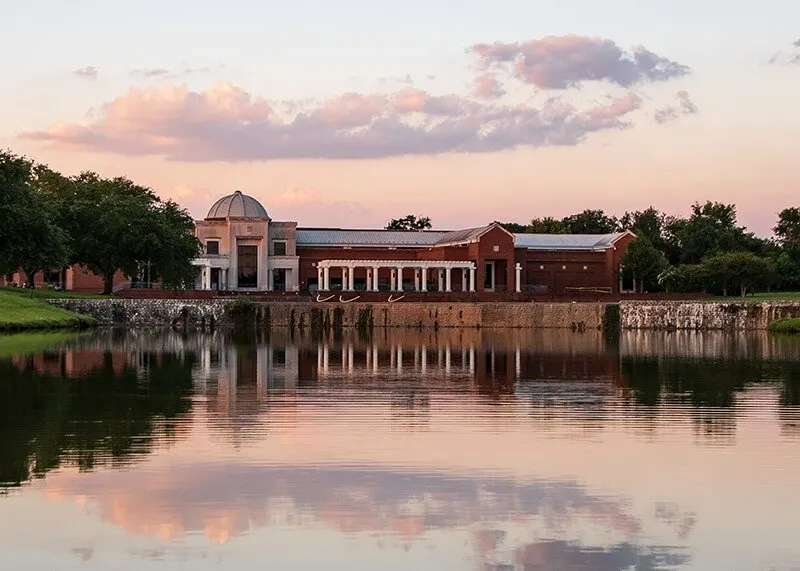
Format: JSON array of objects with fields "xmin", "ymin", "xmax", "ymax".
[
  {"xmin": 470, "ymin": 35, "xmax": 690, "ymax": 89},
  {"xmin": 769, "ymin": 39, "xmax": 800, "ymax": 64},
  {"xmin": 20, "ymin": 81, "xmax": 648, "ymax": 162},
  {"xmin": 130, "ymin": 65, "xmax": 223, "ymax": 79},
  {"xmin": 653, "ymin": 90, "xmax": 698, "ymax": 124},
  {"xmin": 273, "ymin": 187, "xmax": 369, "ymax": 224},
  {"xmin": 472, "ymin": 72, "xmax": 506, "ymax": 100},
  {"xmin": 73, "ymin": 66, "xmax": 98, "ymax": 79},
  {"xmin": 794, "ymin": 38, "xmax": 800, "ymax": 48}
]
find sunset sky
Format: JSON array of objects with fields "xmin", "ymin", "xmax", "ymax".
[{"xmin": 2, "ymin": 0, "xmax": 799, "ymax": 234}]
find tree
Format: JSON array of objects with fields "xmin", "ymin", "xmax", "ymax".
[
  {"xmin": 667, "ymin": 201, "xmax": 764, "ymax": 265},
  {"xmin": 700, "ymin": 251, "xmax": 776, "ymax": 297},
  {"xmin": 774, "ymin": 207, "xmax": 800, "ymax": 246},
  {"xmin": 562, "ymin": 209, "xmax": 619, "ymax": 234},
  {"xmin": 528, "ymin": 217, "xmax": 568, "ymax": 234},
  {"xmin": 385, "ymin": 215, "xmax": 432, "ymax": 231},
  {"xmin": 620, "ymin": 237, "xmax": 669, "ymax": 292},
  {"xmin": 619, "ymin": 207, "xmax": 667, "ymax": 251},
  {"xmin": 494, "ymin": 221, "xmax": 529, "ymax": 233},
  {"xmin": 0, "ymin": 151, "xmax": 69, "ymax": 286},
  {"xmin": 58, "ymin": 173, "xmax": 201, "ymax": 294}
]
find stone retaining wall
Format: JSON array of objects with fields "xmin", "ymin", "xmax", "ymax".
[
  {"xmin": 619, "ymin": 300, "xmax": 800, "ymax": 330},
  {"xmin": 47, "ymin": 299, "xmax": 610, "ymax": 329}
]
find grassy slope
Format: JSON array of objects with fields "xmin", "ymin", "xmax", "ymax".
[
  {"xmin": 0, "ymin": 290, "xmax": 97, "ymax": 331},
  {"xmin": 769, "ymin": 318, "xmax": 800, "ymax": 334},
  {"xmin": 0, "ymin": 286, "xmax": 106, "ymax": 300}
]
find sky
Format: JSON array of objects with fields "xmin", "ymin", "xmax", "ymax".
[{"xmin": 2, "ymin": 0, "xmax": 799, "ymax": 234}]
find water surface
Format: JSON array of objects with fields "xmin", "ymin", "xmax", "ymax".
[{"xmin": 1, "ymin": 328, "xmax": 799, "ymax": 570}]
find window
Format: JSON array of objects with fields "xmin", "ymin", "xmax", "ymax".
[
  {"xmin": 562, "ymin": 265, "xmax": 567, "ymax": 270},
  {"xmin": 273, "ymin": 240, "xmax": 287, "ymax": 256},
  {"xmin": 206, "ymin": 240, "xmax": 219, "ymax": 255},
  {"xmin": 237, "ymin": 245, "xmax": 258, "ymax": 288}
]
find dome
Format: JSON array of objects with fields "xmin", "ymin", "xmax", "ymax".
[{"xmin": 206, "ymin": 190, "xmax": 269, "ymax": 219}]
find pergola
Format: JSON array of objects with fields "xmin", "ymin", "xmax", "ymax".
[{"xmin": 316, "ymin": 259, "xmax": 477, "ymax": 292}]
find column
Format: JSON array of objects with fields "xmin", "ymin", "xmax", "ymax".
[
  {"xmin": 317, "ymin": 266, "xmax": 323, "ymax": 291},
  {"xmin": 372, "ymin": 345, "xmax": 378, "ymax": 373},
  {"xmin": 445, "ymin": 345, "xmax": 451, "ymax": 373},
  {"xmin": 421, "ymin": 268, "xmax": 428, "ymax": 291},
  {"xmin": 373, "ymin": 266, "xmax": 380, "ymax": 291},
  {"xmin": 462, "ymin": 269, "xmax": 467, "ymax": 292},
  {"xmin": 348, "ymin": 265, "xmax": 355, "ymax": 291},
  {"xmin": 515, "ymin": 346, "xmax": 521, "ymax": 377},
  {"xmin": 322, "ymin": 344, "xmax": 329, "ymax": 373},
  {"xmin": 421, "ymin": 345, "xmax": 427, "ymax": 372},
  {"xmin": 222, "ymin": 268, "xmax": 228, "ymax": 290},
  {"xmin": 317, "ymin": 346, "xmax": 323, "ymax": 370},
  {"xmin": 396, "ymin": 266, "xmax": 403, "ymax": 292},
  {"xmin": 414, "ymin": 269, "xmax": 420, "ymax": 291},
  {"xmin": 203, "ymin": 266, "xmax": 210, "ymax": 290},
  {"xmin": 268, "ymin": 268, "xmax": 274, "ymax": 291},
  {"xmin": 515, "ymin": 263, "xmax": 522, "ymax": 293},
  {"xmin": 469, "ymin": 267, "xmax": 476, "ymax": 292},
  {"xmin": 437, "ymin": 269, "xmax": 444, "ymax": 292},
  {"xmin": 342, "ymin": 267, "xmax": 349, "ymax": 291},
  {"xmin": 366, "ymin": 269, "xmax": 372, "ymax": 292},
  {"xmin": 445, "ymin": 268, "xmax": 452, "ymax": 292},
  {"xmin": 323, "ymin": 267, "xmax": 330, "ymax": 290},
  {"xmin": 396, "ymin": 345, "xmax": 403, "ymax": 372},
  {"xmin": 469, "ymin": 345, "xmax": 475, "ymax": 373}
]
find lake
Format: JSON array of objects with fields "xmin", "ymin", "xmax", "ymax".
[{"xmin": 1, "ymin": 327, "xmax": 799, "ymax": 570}]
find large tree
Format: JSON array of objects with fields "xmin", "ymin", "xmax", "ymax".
[
  {"xmin": 700, "ymin": 251, "xmax": 776, "ymax": 297},
  {"xmin": 385, "ymin": 215, "xmax": 432, "ymax": 231},
  {"xmin": 774, "ymin": 207, "xmax": 800, "ymax": 246},
  {"xmin": 0, "ymin": 151, "xmax": 69, "ymax": 285},
  {"xmin": 620, "ymin": 236, "xmax": 669, "ymax": 292},
  {"xmin": 667, "ymin": 201, "xmax": 765, "ymax": 265},
  {"xmin": 56, "ymin": 173, "xmax": 201, "ymax": 294},
  {"xmin": 528, "ymin": 217, "xmax": 568, "ymax": 234},
  {"xmin": 562, "ymin": 209, "xmax": 619, "ymax": 234}
]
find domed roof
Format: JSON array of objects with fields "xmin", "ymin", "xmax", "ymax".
[{"xmin": 206, "ymin": 190, "xmax": 269, "ymax": 219}]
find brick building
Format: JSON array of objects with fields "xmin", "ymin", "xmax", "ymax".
[
  {"xmin": 192, "ymin": 191, "xmax": 635, "ymax": 295},
  {"xmin": 1, "ymin": 190, "xmax": 634, "ymax": 295}
]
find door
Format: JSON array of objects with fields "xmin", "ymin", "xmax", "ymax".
[
  {"xmin": 484, "ymin": 262, "xmax": 495, "ymax": 291},
  {"xmin": 210, "ymin": 268, "xmax": 220, "ymax": 290},
  {"xmin": 273, "ymin": 268, "xmax": 287, "ymax": 291}
]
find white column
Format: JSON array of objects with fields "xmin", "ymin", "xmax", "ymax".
[
  {"xmin": 421, "ymin": 268, "xmax": 428, "ymax": 291},
  {"xmin": 469, "ymin": 267, "xmax": 476, "ymax": 292},
  {"xmin": 323, "ymin": 344, "xmax": 329, "ymax": 373},
  {"xmin": 366, "ymin": 269, "xmax": 372, "ymax": 292},
  {"xmin": 515, "ymin": 346, "xmax": 521, "ymax": 377},
  {"xmin": 437, "ymin": 269, "xmax": 444, "ymax": 292},
  {"xmin": 515, "ymin": 263, "xmax": 522, "ymax": 293},
  {"xmin": 317, "ymin": 266, "xmax": 323, "ymax": 291},
  {"xmin": 469, "ymin": 345, "xmax": 475, "ymax": 373},
  {"xmin": 462, "ymin": 269, "xmax": 467, "ymax": 292},
  {"xmin": 445, "ymin": 268, "xmax": 452, "ymax": 292},
  {"xmin": 323, "ymin": 267, "xmax": 330, "ymax": 290},
  {"xmin": 348, "ymin": 265, "xmax": 355, "ymax": 291},
  {"xmin": 373, "ymin": 267, "xmax": 380, "ymax": 291},
  {"xmin": 414, "ymin": 269, "xmax": 420, "ymax": 291},
  {"xmin": 445, "ymin": 345, "xmax": 451, "ymax": 373},
  {"xmin": 372, "ymin": 345, "xmax": 378, "ymax": 373},
  {"xmin": 421, "ymin": 345, "xmax": 427, "ymax": 372},
  {"xmin": 396, "ymin": 266, "xmax": 403, "ymax": 291},
  {"xmin": 268, "ymin": 267, "xmax": 274, "ymax": 291},
  {"xmin": 396, "ymin": 345, "xmax": 403, "ymax": 372}
]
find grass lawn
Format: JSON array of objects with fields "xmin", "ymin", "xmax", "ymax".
[
  {"xmin": 0, "ymin": 286, "xmax": 106, "ymax": 300},
  {"xmin": 0, "ymin": 290, "xmax": 97, "ymax": 331}
]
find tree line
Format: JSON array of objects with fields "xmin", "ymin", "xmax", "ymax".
[
  {"xmin": 0, "ymin": 150, "xmax": 201, "ymax": 294},
  {"xmin": 499, "ymin": 204, "xmax": 800, "ymax": 296}
]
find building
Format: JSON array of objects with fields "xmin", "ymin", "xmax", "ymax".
[{"xmin": 191, "ymin": 190, "xmax": 635, "ymax": 295}]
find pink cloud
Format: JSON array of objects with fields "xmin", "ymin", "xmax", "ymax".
[
  {"xmin": 20, "ymin": 81, "xmax": 648, "ymax": 162},
  {"xmin": 472, "ymin": 72, "xmax": 507, "ymax": 100},
  {"xmin": 470, "ymin": 35, "xmax": 689, "ymax": 89}
]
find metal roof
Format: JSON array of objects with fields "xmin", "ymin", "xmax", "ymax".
[
  {"xmin": 513, "ymin": 232, "xmax": 628, "ymax": 250},
  {"xmin": 206, "ymin": 190, "xmax": 269, "ymax": 219},
  {"xmin": 296, "ymin": 227, "xmax": 629, "ymax": 250},
  {"xmin": 296, "ymin": 229, "xmax": 447, "ymax": 247}
]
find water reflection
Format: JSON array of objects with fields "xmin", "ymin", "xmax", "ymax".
[{"xmin": 0, "ymin": 328, "xmax": 799, "ymax": 569}]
